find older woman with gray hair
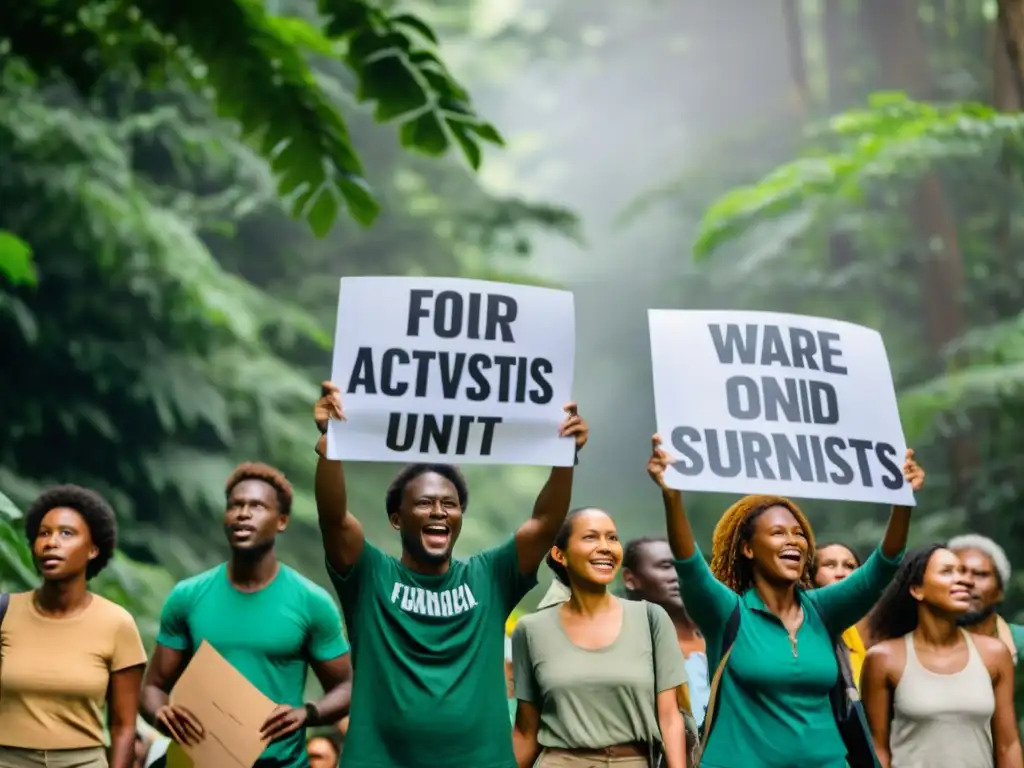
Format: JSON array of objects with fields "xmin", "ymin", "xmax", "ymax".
[{"xmin": 949, "ymin": 533, "xmax": 1024, "ymax": 665}]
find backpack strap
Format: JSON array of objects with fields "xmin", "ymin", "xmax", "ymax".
[
  {"xmin": 694, "ymin": 602, "xmax": 741, "ymax": 766},
  {"xmin": 643, "ymin": 601, "xmax": 665, "ymax": 768}
]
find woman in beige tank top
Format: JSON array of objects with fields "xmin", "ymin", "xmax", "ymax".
[{"xmin": 860, "ymin": 544, "xmax": 1022, "ymax": 768}]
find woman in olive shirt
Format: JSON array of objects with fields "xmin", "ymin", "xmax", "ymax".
[
  {"xmin": 511, "ymin": 507, "xmax": 687, "ymax": 768},
  {"xmin": 646, "ymin": 437, "xmax": 924, "ymax": 768},
  {"xmin": 0, "ymin": 485, "xmax": 146, "ymax": 768}
]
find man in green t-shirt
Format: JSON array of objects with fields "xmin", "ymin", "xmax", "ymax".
[
  {"xmin": 312, "ymin": 381, "xmax": 589, "ymax": 768},
  {"xmin": 949, "ymin": 533, "xmax": 1024, "ymax": 663},
  {"xmin": 141, "ymin": 462, "xmax": 354, "ymax": 768}
]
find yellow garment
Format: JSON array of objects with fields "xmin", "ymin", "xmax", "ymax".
[
  {"xmin": 842, "ymin": 625, "xmax": 866, "ymax": 689},
  {"xmin": 506, "ymin": 609, "xmax": 522, "ymax": 637},
  {"xmin": 0, "ymin": 592, "xmax": 147, "ymax": 749},
  {"xmin": 675, "ymin": 681, "xmax": 693, "ymax": 715}
]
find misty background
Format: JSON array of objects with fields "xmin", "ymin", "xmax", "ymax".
[{"xmin": 3, "ymin": 0, "xmax": 1024, "ymax": 710}]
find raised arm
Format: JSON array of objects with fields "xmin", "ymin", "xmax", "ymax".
[
  {"xmin": 879, "ymin": 449, "xmax": 924, "ymax": 560},
  {"xmin": 810, "ymin": 450, "xmax": 924, "ymax": 633},
  {"xmin": 647, "ymin": 435, "xmax": 738, "ymax": 634},
  {"xmin": 513, "ymin": 403, "xmax": 588, "ymax": 574},
  {"xmin": 314, "ymin": 381, "xmax": 366, "ymax": 574},
  {"xmin": 647, "ymin": 435, "xmax": 696, "ymax": 560}
]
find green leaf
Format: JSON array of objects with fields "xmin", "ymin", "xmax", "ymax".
[
  {"xmin": 391, "ymin": 13, "xmax": 438, "ymax": 45},
  {"xmin": 468, "ymin": 122, "xmax": 505, "ymax": 146},
  {"xmin": 400, "ymin": 111, "xmax": 449, "ymax": 156},
  {"xmin": 0, "ymin": 517, "xmax": 36, "ymax": 589},
  {"xmin": 133, "ymin": 0, "xmax": 375, "ymax": 231},
  {"xmin": 358, "ymin": 55, "xmax": 429, "ymax": 122},
  {"xmin": 0, "ymin": 231, "xmax": 37, "ymax": 286},
  {"xmin": 0, "ymin": 490, "xmax": 23, "ymax": 521},
  {"xmin": 338, "ymin": 175, "xmax": 380, "ymax": 227},
  {"xmin": 320, "ymin": 0, "xmax": 374, "ymax": 38},
  {"xmin": 693, "ymin": 95, "xmax": 1024, "ymax": 259},
  {"xmin": 272, "ymin": 17, "xmax": 341, "ymax": 57},
  {"xmin": 447, "ymin": 120, "xmax": 482, "ymax": 170},
  {"xmin": 306, "ymin": 186, "xmax": 341, "ymax": 237}
]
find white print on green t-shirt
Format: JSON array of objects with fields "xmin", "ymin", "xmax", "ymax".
[{"xmin": 390, "ymin": 582, "xmax": 479, "ymax": 618}]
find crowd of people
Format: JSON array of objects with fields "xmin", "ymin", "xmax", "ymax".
[{"xmin": 0, "ymin": 381, "xmax": 1022, "ymax": 768}]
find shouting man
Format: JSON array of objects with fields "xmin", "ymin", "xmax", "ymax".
[
  {"xmin": 313, "ymin": 381, "xmax": 588, "ymax": 768},
  {"xmin": 141, "ymin": 463, "xmax": 353, "ymax": 768},
  {"xmin": 949, "ymin": 533, "xmax": 1024, "ymax": 664}
]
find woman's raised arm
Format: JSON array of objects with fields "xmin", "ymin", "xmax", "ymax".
[
  {"xmin": 648, "ymin": 435, "xmax": 696, "ymax": 560},
  {"xmin": 648, "ymin": 435, "xmax": 736, "ymax": 632},
  {"xmin": 878, "ymin": 449, "xmax": 924, "ymax": 559}
]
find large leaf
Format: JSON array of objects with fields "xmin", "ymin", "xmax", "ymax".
[
  {"xmin": 0, "ymin": 0, "xmax": 506, "ymax": 233},
  {"xmin": 0, "ymin": 232, "xmax": 37, "ymax": 286},
  {"xmin": 693, "ymin": 94, "xmax": 1024, "ymax": 259}
]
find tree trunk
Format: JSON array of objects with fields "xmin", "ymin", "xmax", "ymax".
[
  {"xmin": 861, "ymin": 0, "xmax": 976, "ymax": 499},
  {"xmin": 822, "ymin": 0, "xmax": 857, "ymax": 270},
  {"xmin": 782, "ymin": 0, "xmax": 810, "ymax": 115},
  {"xmin": 990, "ymin": 10, "xmax": 1021, "ymax": 322},
  {"xmin": 996, "ymin": 0, "xmax": 1024, "ymax": 105}
]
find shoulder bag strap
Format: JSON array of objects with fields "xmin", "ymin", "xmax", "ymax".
[
  {"xmin": 694, "ymin": 603, "xmax": 741, "ymax": 767},
  {"xmin": 644, "ymin": 601, "xmax": 665, "ymax": 768}
]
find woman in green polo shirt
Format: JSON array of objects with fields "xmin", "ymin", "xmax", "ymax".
[{"xmin": 646, "ymin": 436, "xmax": 925, "ymax": 768}]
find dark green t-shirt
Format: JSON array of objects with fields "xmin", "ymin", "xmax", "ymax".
[
  {"xmin": 157, "ymin": 564, "xmax": 350, "ymax": 768},
  {"xmin": 328, "ymin": 536, "xmax": 536, "ymax": 768}
]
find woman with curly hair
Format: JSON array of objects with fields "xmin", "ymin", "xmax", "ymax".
[
  {"xmin": 812, "ymin": 542, "xmax": 872, "ymax": 687},
  {"xmin": 646, "ymin": 436, "xmax": 924, "ymax": 768},
  {"xmin": 861, "ymin": 545, "xmax": 1022, "ymax": 768},
  {"xmin": 0, "ymin": 484, "xmax": 147, "ymax": 768}
]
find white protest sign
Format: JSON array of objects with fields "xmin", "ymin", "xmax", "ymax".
[
  {"xmin": 648, "ymin": 310, "xmax": 914, "ymax": 506},
  {"xmin": 328, "ymin": 277, "xmax": 576, "ymax": 466}
]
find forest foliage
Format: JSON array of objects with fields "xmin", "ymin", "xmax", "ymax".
[
  {"xmin": 681, "ymin": 0, "xmax": 1024, "ymax": 691},
  {"xmin": 6, "ymin": 0, "xmax": 1024, "ymax": 701},
  {"xmin": 0, "ymin": 0, "xmax": 578, "ymax": 639}
]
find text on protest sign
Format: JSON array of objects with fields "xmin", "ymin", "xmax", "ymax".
[
  {"xmin": 328, "ymin": 277, "xmax": 576, "ymax": 466},
  {"xmin": 648, "ymin": 310, "xmax": 914, "ymax": 506}
]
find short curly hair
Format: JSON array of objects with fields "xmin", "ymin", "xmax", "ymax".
[
  {"xmin": 711, "ymin": 494, "xmax": 816, "ymax": 593},
  {"xmin": 385, "ymin": 464, "xmax": 468, "ymax": 519},
  {"xmin": 225, "ymin": 463, "xmax": 293, "ymax": 517},
  {"xmin": 24, "ymin": 484, "xmax": 118, "ymax": 580}
]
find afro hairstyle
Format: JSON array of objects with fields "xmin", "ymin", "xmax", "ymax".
[{"xmin": 24, "ymin": 484, "xmax": 118, "ymax": 580}]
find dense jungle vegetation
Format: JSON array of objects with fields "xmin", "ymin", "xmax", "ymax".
[{"xmin": 4, "ymin": 0, "xmax": 1024, "ymax": 714}]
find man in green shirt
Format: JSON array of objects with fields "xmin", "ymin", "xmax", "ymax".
[
  {"xmin": 142, "ymin": 462, "xmax": 353, "ymax": 768},
  {"xmin": 312, "ymin": 381, "xmax": 589, "ymax": 768},
  {"xmin": 949, "ymin": 533, "xmax": 1024, "ymax": 663}
]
